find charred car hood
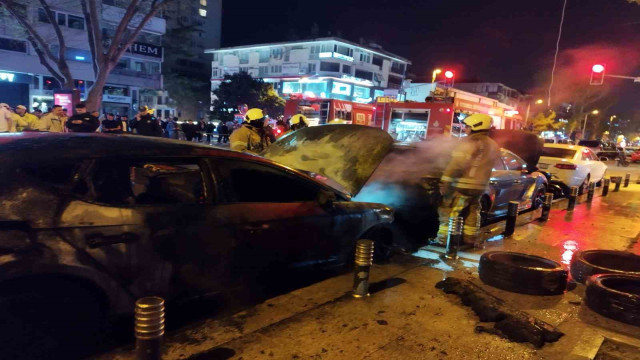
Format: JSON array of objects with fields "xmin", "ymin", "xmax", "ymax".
[{"xmin": 262, "ymin": 125, "xmax": 394, "ymax": 196}]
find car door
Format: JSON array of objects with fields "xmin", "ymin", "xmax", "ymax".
[
  {"xmin": 586, "ymin": 149, "xmax": 607, "ymax": 182},
  {"xmin": 488, "ymin": 154, "xmax": 514, "ymax": 214},
  {"xmin": 501, "ymin": 150, "xmax": 528, "ymax": 204},
  {"xmin": 58, "ymin": 157, "xmax": 238, "ymax": 300},
  {"xmin": 211, "ymin": 157, "xmax": 337, "ymax": 278}
]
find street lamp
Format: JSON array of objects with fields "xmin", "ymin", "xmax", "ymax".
[
  {"xmin": 582, "ymin": 109, "xmax": 599, "ymax": 137},
  {"xmin": 431, "ymin": 69, "xmax": 442, "ymax": 83}
]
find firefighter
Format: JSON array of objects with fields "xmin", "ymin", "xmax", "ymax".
[
  {"xmin": 436, "ymin": 113, "xmax": 500, "ymax": 246},
  {"xmin": 229, "ymin": 108, "xmax": 271, "ymax": 153},
  {"xmin": 289, "ymin": 114, "xmax": 309, "ymax": 131}
]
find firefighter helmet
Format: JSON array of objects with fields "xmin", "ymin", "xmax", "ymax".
[
  {"xmin": 290, "ymin": 114, "xmax": 309, "ymax": 126},
  {"xmin": 463, "ymin": 113, "xmax": 493, "ymax": 131},
  {"xmin": 245, "ymin": 108, "xmax": 265, "ymax": 122}
]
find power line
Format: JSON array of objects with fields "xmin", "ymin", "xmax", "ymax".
[{"xmin": 548, "ymin": 0, "xmax": 569, "ymax": 108}]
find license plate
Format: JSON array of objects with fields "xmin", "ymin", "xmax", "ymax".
[{"xmin": 538, "ymin": 164, "xmax": 549, "ymax": 169}]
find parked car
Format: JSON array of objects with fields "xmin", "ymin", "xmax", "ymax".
[
  {"xmin": 631, "ymin": 150, "xmax": 640, "ymax": 163},
  {"xmin": 0, "ymin": 131, "xmax": 394, "ymax": 357},
  {"xmin": 537, "ymin": 144, "xmax": 607, "ymax": 193}
]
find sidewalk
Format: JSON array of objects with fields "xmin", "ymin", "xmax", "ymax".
[{"xmin": 97, "ymin": 182, "xmax": 640, "ymax": 360}]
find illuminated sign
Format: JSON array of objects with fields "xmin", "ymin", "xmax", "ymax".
[
  {"xmin": 0, "ymin": 72, "xmax": 15, "ymax": 82},
  {"xmin": 504, "ymin": 110, "xmax": 519, "ymax": 116},
  {"xmin": 341, "ymin": 75, "xmax": 373, "ymax": 86},
  {"xmin": 319, "ymin": 52, "xmax": 333, "ymax": 58},
  {"xmin": 354, "ymin": 97, "xmax": 373, "ymax": 103},
  {"xmin": 331, "ymin": 81, "xmax": 351, "ymax": 96},
  {"xmin": 54, "ymin": 92, "xmax": 73, "ymax": 114}
]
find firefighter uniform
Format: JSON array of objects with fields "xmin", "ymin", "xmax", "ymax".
[
  {"xmin": 229, "ymin": 108, "xmax": 271, "ymax": 153},
  {"xmin": 437, "ymin": 114, "xmax": 500, "ymax": 245}
]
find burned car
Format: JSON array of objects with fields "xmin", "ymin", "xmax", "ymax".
[{"xmin": 0, "ymin": 129, "xmax": 393, "ymax": 356}]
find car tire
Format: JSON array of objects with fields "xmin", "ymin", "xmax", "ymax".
[
  {"xmin": 479, "ymin": 196, "xmax": 492, "ymax": 227},
  {"xmin": 600, "ymin": 157, "xmax": 609, "ymax": 162},
  {"xmin": 578, "ymin": 175, "xmax": 590, "ymax": 195},
  {"xmin": 570, "ymin": 250, "xmax": 640, "ymax": 284},
  {"xmin": 531, "ymin": 186, "xmax": 546, "ymax": 210},
  {"xmin": 585, "ymin": 274, "xmax": 640, "ymax": 326},
  {"xmin": 479, "ymin": 251, "xmax": 568, "ymax": 295},
  {"xmin": 0, "ymin": 277, "xmax": 109, "ymax": 359}
]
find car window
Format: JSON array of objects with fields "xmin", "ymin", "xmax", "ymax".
[
  {"xmin": 542, "ymin": 147, "xmax": 576, "ymax": 159},
  {"xmin": 86, "ymin": 159, "xmax": 207, "ymax": 205},
  {"xmin": 215, "ymin": 159, "xmax": 320, "ymax": 203},
  {"xmin": 588, "ymin": 149, "xmax": 599, "ymax": 161},
  {"xmin": 19, "ymin": 162, "xmax": 81, "ymax": 187},
  {"xmin": 502, "ymin": 152, "xmax": 525, "ymax": 171},
  {"xmin": 580, "ymin": 149, "xmax": 591, "ymax": 161},
  {"xmin": 492, "ymin": 156, "xmax": 506, "ymax": 171}
]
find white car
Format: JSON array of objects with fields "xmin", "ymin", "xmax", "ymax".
[{"xmin": 537, "ymin": 144, "xmax": 607, "ymax": 193}]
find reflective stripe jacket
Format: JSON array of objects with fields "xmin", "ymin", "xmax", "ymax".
[
  {"xmin": 441, "ymin": 132, "xmax": 500, "ymax": 191},
  {"xmin": 229, "ymin": 124, "xmax": 271, "ymax": 153}
]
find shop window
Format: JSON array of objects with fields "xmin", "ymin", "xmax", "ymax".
[
  {"xmin": 320, "ymin": 62, "xmax": 340, "ymax": 72},
  {"xmin": 282, "ymin": 82, "xmax": 301, "ymax": 94},
  {"xmin": 353, "ymin": 86, "xmax": 370, "ymax": 99},
  {"xmin": 304, "ymin": 81, "xmax": 327, "ymax": 96},
  {"xmin": 103, "ymin": 86, "xmax": 129, "ymax": 96}
]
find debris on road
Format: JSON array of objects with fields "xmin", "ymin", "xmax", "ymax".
[{"xmin": 436, "ymin": 277, "xmax": 564, "ymax": 348}]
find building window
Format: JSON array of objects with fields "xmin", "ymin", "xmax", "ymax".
[
  {"xmin": 199, "ymin": 8, "xmax": 207, "ymax": 17},
  {"xmin": 258, "ymin": 66, "xmax": 269, "ymax": 76},
  {"xmin": 308, "ymin": 63, "xmax": 316, "ymax": 73},
  {"xmin": 149, "ymin": 62, "xmax": 160, "ymax": 74},
  {"xmin": 359, "ymin": 52, "xmax": 371, "ymax": 63},
  {"xmin": 67, "ymin": 15, "xmax": 85, "ymax": 30},
  {"xmin": 354, "ymin": 69, "xmax": 373, "ymax": 81},
  {"xmin": 270, "ymin": 65, "xmax": 282, "ymax": 73},
  {"xmin": 309, "ymin": 45, "xmax": 320, "ymax": 60},
  {"xmin": 372, "ymin": 55, "xmax": 383, "ymax": 68},
  {"xmin": 319, "ymin": 62, "xmax": 340, "ymax": 72},
  {"xmin": 157, "ymin": 96, "xmax": 163, "ymax": 105},
  {"xmin": 38, "ymin": 8, "xmax": 50, "ymax": 23},
  {"xmin": 0, "ymin": 37, "xmax": 27, "ymax": 53},
  {"xmin": 387, "ymin": 75, "xmax": 403, "ymax": 89},
  {"xmin": 134, "ymin": 62, "xmax": 145, "ymax": 72},
  {"xmin": 240, "ymin": 67, "xmax": 249, "ymax": 73},
  {"xmin": 320, "ymin": 43, "xmax": 333, "ymax": 53},
  {"xmin": 200, "ymin": 0, "xmax": 207, "ymax": 5},
  {"xmin": 212, "ymin": 53, "xmax": 219, "ymax": 62},
  {"xmin": 342, "ymin": 64, "xmax": 352, "ymax": 75},
  {"xmin": 57, "ymin": 12, "xmax": 66, "ymax": 26},
  {"xmin": 334, "ymin": 45, "xmax": 353, "ymax": 57},
  {"xmin": 212, "ymin": 68, "xmax": 219, "ymax": 77},
  {"xmin": 239, "ymin": 52, "xmax": 249, "ymax": 64},
  {"xmin": 271, "ymin": 48, "xmax": 283, "ymax": 59},
  {"xmin": 259, "ymin": 50, "xmax": 269, "ymax": 63}
]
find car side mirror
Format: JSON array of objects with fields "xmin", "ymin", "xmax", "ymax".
[{"xmin": 317, "ymin": 190, "xmax": 336, "ymax": 209}]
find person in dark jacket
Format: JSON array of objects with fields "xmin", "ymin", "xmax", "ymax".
[
  {"xmin": 65, "ymin": 102, "xmax": 100, "ymax": 133},
  {"xmin": 205, "ymin": 121, "xmax": 216, "ymax": 143},
  {"xmin": 217, "ymin": 121, "xmax": 229, "ymax": 143},
  {"xmin": 182, "ymin": 120, "xmax": 195, "ymax": 141},
  {"xmin": 102, "ymin": 113, "xmax": 123, "ymax": 134},
  {"xmin": 194, "ymin": 120, "xmax": 206, "ymax": 142},
  {"xmin": 131, "ymin": 106, "xmax": 162, "ymax": 137}
]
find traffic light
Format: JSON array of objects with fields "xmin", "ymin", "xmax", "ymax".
[
  {"xmin": 590, "ymin": 64, "xmax": 605, "ymax": 85},
  {"xmin": 444, "ymin": 70, "xmax": 455, "ymax": 87}
]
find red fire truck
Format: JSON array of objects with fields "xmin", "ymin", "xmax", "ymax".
[{"xmin": 284, "ymin": 97, "xmax": 376, "ymax": 127}]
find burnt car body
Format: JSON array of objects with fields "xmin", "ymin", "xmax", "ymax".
[{"xmin": 0, "ymin": 133, "xmax": 393, "ymax": 324}]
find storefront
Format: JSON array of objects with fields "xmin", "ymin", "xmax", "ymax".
[
  {"xmin": 103, "ymin": 93, "xmax": 132, "ymax": 117},
  {"xmin": 281, "ymin": 76, "xmax": 376, "ymax": 104}
]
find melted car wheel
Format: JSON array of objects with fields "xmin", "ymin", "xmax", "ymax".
[
  {"xmin": 570, "ymin": 250, "xmax": 640, "ymax": 284},
  {"xmin": 586, "ymin": 274, "xmax": 640, "ymax": 326},
  {"xmin": 479, "ymin": 251, "xmax": 568, "ymax": 295}
]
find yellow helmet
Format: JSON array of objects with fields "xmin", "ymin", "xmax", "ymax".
[
  {"xmin": 290, "ymin": 114, "xmax": 309, "ymax": 126},
  {"xmin": 245, "ymin": 108, "xmax": 265, "ymax": 122},
  {"xmin": 604, "ymin": 131, "xmax": 610, "ymax": 135},
  {"xmin": 463, "ymin": 113, "xmax": 493, "ymax": 131}
]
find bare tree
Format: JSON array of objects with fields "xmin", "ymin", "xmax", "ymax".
[{"xmin": 0, "ymin": 0, "xmax": 174, "ymax": 110}]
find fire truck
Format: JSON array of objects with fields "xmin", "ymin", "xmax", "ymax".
[{"xmin": 284, "ymin": 96, "xmax": 376, "ymax": 127}]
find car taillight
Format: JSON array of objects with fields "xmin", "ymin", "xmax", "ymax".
[{"xmin": 555, "ymin": 163, "xmax": 577, "ymax": 170}]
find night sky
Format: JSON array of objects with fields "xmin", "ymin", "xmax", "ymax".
[{"xmin": 221, "ymin": 0, "xmax": 640, "ymax": 115}]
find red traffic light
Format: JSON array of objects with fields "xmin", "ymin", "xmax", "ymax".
[
  {"xmin": 444, "ymin": 70, "xmax": 454, "ymax": 79},
  {"xmin": 592, "ymin": 64, "xmax": 605, "ymax": 73}
]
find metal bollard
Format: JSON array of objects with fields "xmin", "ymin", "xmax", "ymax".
[
  {"xmin": 636, "ymin": 175, "xmax": 640, "ymax": 185},
  {"xmin": 613, "ymin": 176, "xmax": 622, "ymax": 192},
  {"xmin": 352, "ymin": 239, "xmax": 374, "ymax": 298},
  {"xmin": 567, "ymin": 186, "xmax": 578, "ymax": 211},
  {"xmin": 504, "ymin": 201, "xmax": 518, "ymax": 237},
  {"xmin": 135, "ymin": 296, "xmax": 165, "ymax": 360},
  {"xmin": 444, "ymin": 217, "xmax": 463, "ymax": 260},
  {"xmin": 587, "ymin": 182, "xmax": 595, "ymax": 203},
  {"xmin": 540, "ymin": 193, "xmax": 553, "ymax": 221},
  {"xmin": 602, "ymin": 178, "xmax": 610, "ymax": 196},
  {"xmin": 624, "ymin": 173, "xmax": 631, "ymax": 188}
]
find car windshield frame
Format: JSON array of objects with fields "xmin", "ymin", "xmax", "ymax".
[{"xmin": 542, "ymin": 147, "xmax": 577, "ymax": 160}]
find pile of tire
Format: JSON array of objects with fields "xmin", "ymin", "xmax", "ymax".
[{"xmin": 570, "ymin": 250, "xmax": 640, "ymax": 327}]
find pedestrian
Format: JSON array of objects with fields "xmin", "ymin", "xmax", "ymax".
[
  {"xmin": 160, "ymin": 117, "xmax": 169, "ymax": 137},
  {"xmin": 285, "ymin": 114, "xmax": 309, "ymax": 135},
  {"xmin": 131, "ymin": 106, "xmax": 162, "ymax": 137},
  {"xmin": 195, "ymin": 120, "xmax": 206, "ymax": 142},
  {"xmin": 229, "ymin": 108, "xmax": 272, "ymax": 153},
  {"xmin": 205, "ymin": 121, "xmax": 216, "ymax": 143},
  {"xmin": 436, "ymin": 113, "xmax": 500, "ymax": 246},
  {"xmin": 37, "ymin": 105, "xmax": 65, "ymax": 132},
  {"xmin": 120, "ymin": 115, "xmax": 130, "ymax": 133},
  {"xmin": 13, "ymin": 105, "xmax": 39, "ymax": 131},
  {"xmin": 217, "ymin": 121, "xmax": 228, "ymax": 144},
  {"xmin": 166, "ymin": 117, "xmax": 180, "ymax": 139},
  {"xmin": 32, "ymin": 109, "xmax": 43, "ymax": 119},
  {"xmin": 0, "ymin": 103, "xmax": 13, "ymax": 133},
  {"xmin": 182, "ymin": 120, "xmax": 195, "ymax": 141},
  {"xmin": 61, "ymin": 108, "xmax": 69, "ymax": 130},
  {"xmin": 101, "ymin": 113, "xmax": 123, "ymax": 134},
  {"xmin": 65, "ymin": 102, "xmax": 100, "ymax": 133}
]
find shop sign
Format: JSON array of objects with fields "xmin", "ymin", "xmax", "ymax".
[
  {"xmin": 103, "ymin": 94, "xmax": 132, "ymax": 104},
  {"xmin": 128, "ymin": 42, "xmax": 163, "ymax": 58},
  {"xmin": 54, "ymin": 91, "xmax": 74, "ymax": 115},
  {"xmin": 282, "ymin": 63, "xmax": 300, "ymax": 75},
  {"xmin": 0, "ymin": 72, "xmax": 15, "ymax": 82}
]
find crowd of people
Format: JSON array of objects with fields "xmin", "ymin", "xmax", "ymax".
[{"xmin": 0, "ymin": 102, "xmax": 310, "ymax": 150}]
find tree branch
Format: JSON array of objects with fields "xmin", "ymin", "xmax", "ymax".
[
  {"xmin": 37, "ymin": 0, "xmax": 67, "ymax": 64},
  {"xmin": 112, "ymin": 0, "xmax": 175, "ymax": 63},
  {"xmin": 80, "ymin": 0, "xmax": 101, "ymax": 76},
  {"xmin": 106, "ymin": 0, "xmax": 140, "ymax": 60},
  {"xmin": 26, "ymin": 35, "xmax": 64, "ymax": 85},
  {"xmin": 0, "ymin": 0, "xmax": 59, "ymax": 64}
]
